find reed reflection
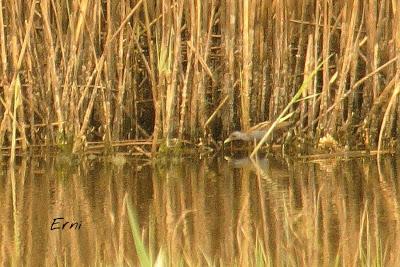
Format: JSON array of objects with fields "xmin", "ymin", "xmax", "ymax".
[{"xmin": 0, "ymin": 155, "xmax": 399, "ymax": 265}]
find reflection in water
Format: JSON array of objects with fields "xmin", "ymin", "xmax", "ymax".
[{"xmin": 1, "ymin": 155, "xmax": 400, "ymax": 265}]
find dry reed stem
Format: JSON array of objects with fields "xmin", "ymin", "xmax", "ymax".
[
  {"xmin": 0, "ymin": 0, "xmax": 400, "ymax": 153},
  {"xmin": 165, "ymin": 0, "xmax": 184, "ymax": 147},
  {"xmin": 204, "ymin": 95, "xmax": 229, "ymax": 129}
]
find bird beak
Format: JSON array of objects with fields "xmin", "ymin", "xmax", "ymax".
[
  {"xmin": 224, "ymin": 156, "xmax": 232, "ymax": 161},
  {"xmin": 224, "ymin": 137, "xmax": 232, "ymax": 144}
]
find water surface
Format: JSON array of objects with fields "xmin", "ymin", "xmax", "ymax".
[{"xmin": 1, "ymin": 154, "xmax": 400, "ymax": 266}]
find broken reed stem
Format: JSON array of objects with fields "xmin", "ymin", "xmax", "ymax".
[{"xmin": 204, "ymin": 95, "xmax": 229, "ymax": 129}]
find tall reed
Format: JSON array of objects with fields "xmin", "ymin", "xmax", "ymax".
[{"xmin": 0, "ymin": 0, "xmax": 398, "ymax": 153}]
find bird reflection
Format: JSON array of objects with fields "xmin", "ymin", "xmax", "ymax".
[{"xmin": 224, "ymin": 155, "xmax": 289, "ymax": 180}]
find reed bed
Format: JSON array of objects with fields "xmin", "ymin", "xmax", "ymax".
[{"xmin": 0, "ymin": 0, "xmax": 399, "ymax": 154}]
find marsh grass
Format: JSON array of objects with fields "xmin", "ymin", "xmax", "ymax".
[{"xmin": 126, "ymin": 195, "xmax": 152, "ymax": 267}]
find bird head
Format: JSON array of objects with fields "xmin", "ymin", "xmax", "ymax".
[{"xmin": 224, "ymin": 131, "xmax": 248, "ymax": 144}]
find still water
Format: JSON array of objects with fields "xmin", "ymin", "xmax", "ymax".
[{"xmin": 1, "ymin": 154, "xmax": 400, "ymax": 266}]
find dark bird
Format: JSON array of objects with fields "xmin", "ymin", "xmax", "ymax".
[{"xmin": 224, "ymin": 120, "xmax": 292, "ymax": 144}]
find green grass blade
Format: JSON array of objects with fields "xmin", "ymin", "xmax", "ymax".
[{"xmin": 126, "ymin": 198, "xmax": 152, "ymax": 267}]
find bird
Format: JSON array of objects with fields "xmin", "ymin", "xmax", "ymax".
[{"xmin": 224, "ymin": 120, "xmax": 293, "ymax": 144}]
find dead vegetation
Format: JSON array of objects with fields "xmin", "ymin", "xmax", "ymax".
[{"xmin": 0, "ymin": 0, "xmax": 399, "ymax": 155}]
